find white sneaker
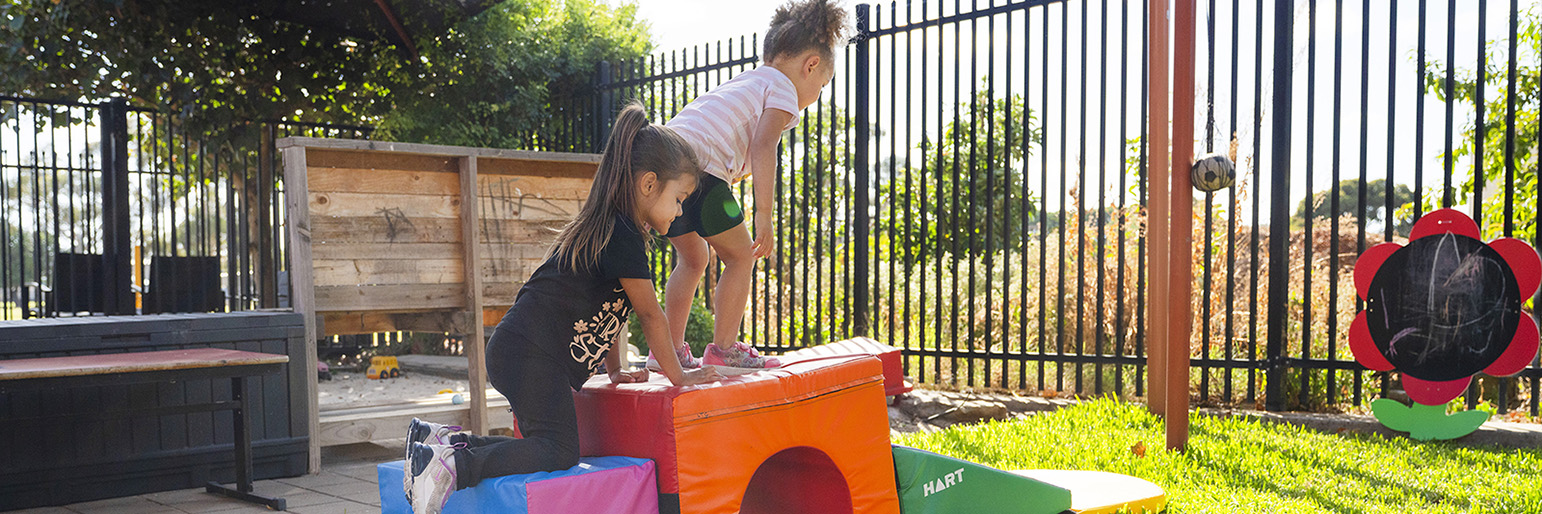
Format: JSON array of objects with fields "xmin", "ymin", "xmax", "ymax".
[
  {"xmin": 645, "ymin": 345, "xmax": 703, "ymax": 372},
  {"xmin": 407, "ymin": 442, "xmax": 461, "ymax": 514},
  {"xmin": 404, "ymin": 418, "xmax": 460, "ymax": 501}
]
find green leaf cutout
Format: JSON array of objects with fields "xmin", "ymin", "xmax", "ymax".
[{"xmin": 1371, "ymin": 399, "xmax": 1490, "ymax": 441}]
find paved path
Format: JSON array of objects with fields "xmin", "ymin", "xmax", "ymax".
[{"xmin": 12, "ymin": 442, "xmax": 403, "ymax": 514}]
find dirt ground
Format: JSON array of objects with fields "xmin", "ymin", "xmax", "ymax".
[{"xmin": 317, "ymin": 371, "xmax": 476, "ymax": 410}]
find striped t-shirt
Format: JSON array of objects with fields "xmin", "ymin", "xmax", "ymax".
[{"xmin": 665, "ymin": 66, "xmax": 802, "ymax": 183}]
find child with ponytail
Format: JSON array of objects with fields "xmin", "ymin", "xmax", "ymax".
[
  {"xmin": 649, "ymin": 0, "xmax": 849, "ymax": 371},
  {"xmin": 401, "ymin": 103, "xmax": 723, "ymax": 514}
]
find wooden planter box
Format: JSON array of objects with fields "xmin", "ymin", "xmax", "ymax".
[
  {"xmin": 0, "ymin": 312, "xmax": 308, "ymax": 510},
  {"xmin": 279, "ymin": 137, "xmax": 598, "ymax": 463}
]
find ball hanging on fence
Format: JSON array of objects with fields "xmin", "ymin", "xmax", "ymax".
[{"xmin": 1191, "ymin": 153, "xmax": 1236, "ymax": 193}]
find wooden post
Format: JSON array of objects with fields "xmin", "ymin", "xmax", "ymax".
[
  {"xmin": 280, "ymin": 146, "xmax": 323, "ymax": 473},
  {"xmin": 460, "ymin": 155, "xmax": 490, "ymax": 436},
  {"xmin": 1146, "ymin": 0, "xmax": 1171, "ymax": 418},
  {"xmin": 1168, "ymin": 0, "xmax": 1196, "ymax": 451}
]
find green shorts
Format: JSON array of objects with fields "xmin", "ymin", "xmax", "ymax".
[{"xmin": 665, "ymin": 174, "xmax": 745, "ymax": 238}]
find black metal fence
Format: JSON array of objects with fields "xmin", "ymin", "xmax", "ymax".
[
  {"xmin": 0, "ymin": 96, "xmax": 370, "ymax": 320},
  {"xmin": 573, "ymin": 0, "xmax": 1542, "ymax": 416}
]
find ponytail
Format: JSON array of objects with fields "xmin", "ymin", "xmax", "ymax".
[{"xmin": 552, "ymin": 103, "xmax": 700, "ymax": 273}]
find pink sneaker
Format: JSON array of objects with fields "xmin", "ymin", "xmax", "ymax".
[
  {"xmin": 645, "ymin": 345, "xmax": 703, "ymax": 372},
  {"xmin": 703, "ymin": 341, "xmax": 782, "ymax": 368}
]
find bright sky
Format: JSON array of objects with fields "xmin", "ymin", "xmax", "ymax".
[{"xmin": 632, "ymin": 0, "xmax": 793, "ymax": 54}]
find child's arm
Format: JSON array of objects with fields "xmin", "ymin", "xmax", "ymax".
[
  {"xmin": 604, "ymin": 334, "xmax": 647, "ymax": 384},
  {"xmin": 620, "ymin": 278, "xmax": 722, "ymax": 386},
  {"xmin": 748, "ymin": 108, "xmax": 796, "ymax": 259}
]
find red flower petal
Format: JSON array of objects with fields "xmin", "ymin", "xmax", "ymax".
[
  {"xmin": 1349, "ymin": 312, "xmax": 1394, "ymax": 371},
  {"xmin": 1489, "ymin": 237, "xmax": 1542, "ymax": 296},
  {"xmin": 1403, "ymin": 375, "xmax": 1472, "ymax": 405},
  {"xmin": 1484, "ymin": 313, "xmax": 1540, "ymax": 377},
  {"xmin": 1355, "ymin": 243, "xmax": 1401, "ymax": 300},
  {"xmin": 1409, "ymin": 208, "xmax": 1481, "ymax": 240}
]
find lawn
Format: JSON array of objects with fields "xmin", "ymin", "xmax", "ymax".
[{"xmin": 893, "ymin": 398, "xmax": 1542, "ymax": 513}]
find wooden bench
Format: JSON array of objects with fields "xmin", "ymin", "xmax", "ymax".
[{"xmin": 0, "ymin": 348, "xmax": 290, "ymax": 510}]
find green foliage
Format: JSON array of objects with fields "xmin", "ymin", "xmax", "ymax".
[
  {"xmin": 374, "ymin": 0, "xmax": 651, "ymax": 148},
  {"xmin": 896, "ymin": 397, "xmax": 1542, "ymax": 513},
  {"xmin": 0, "ymin": 0, "xmax": 650, "ymax": 148},
  {"xmin": 1292, "ymin": 178, "xmax": 1416, "ymax": 235},
  {"xmin": 1419, "ymin": 6, "xmax": 1542, "ymax": 240},
  {"xmin": 0, "ymin": 0, "xmax": 398, "ymax": 135},
  {"xmin": 880, "ymin": 81, "xmax": 1043, "ymax": 266},
  {"xmin": 628, "ymin": 295, "xmax": 714, "ymax": 356}
]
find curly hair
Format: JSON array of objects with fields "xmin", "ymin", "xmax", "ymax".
[{"xmin": 762, "ymin": 0, "xmax": 849, "ymax": 63}]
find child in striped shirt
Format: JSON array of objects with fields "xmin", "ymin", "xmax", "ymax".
[{"xmin": 646, "ymin": 0, "xmax": 848, "ymax": 370}]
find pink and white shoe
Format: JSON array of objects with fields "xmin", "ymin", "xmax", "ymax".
[
  {"xmin": 703, "ymin": 341, "xmax": 781, "ymax": 368},
  {"xmin": 645, "ymin": 345, "xmax": 703, "ymax": 372}
]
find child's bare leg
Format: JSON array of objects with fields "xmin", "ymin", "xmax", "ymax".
[
  {"xmin": 705, "ymin": 225, "xmax": 755, "ymax": 349},
  {"xmin": 665, "ymin": 233, "xmax": 710, "ymax": 347}
]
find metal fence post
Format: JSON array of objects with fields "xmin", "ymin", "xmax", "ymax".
[
  {"xmin": 99, "ymin": 98, "xmax": 134, "ymax": 315},
  {"xmin": 853, "ymin": 4, "xmax": 872, "ymax": 336},
  {"xmin": 597, "ymin": 61, "xmax": 613, "ymax": 152},
  {"xmin": 1265, "ymin": 0, "xmax": 1294, "ymax": 412}
]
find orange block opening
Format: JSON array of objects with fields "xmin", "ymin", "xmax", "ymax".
[{"xmin": 741, "ymin": 447, "xmax": 852, "ymax": 514}]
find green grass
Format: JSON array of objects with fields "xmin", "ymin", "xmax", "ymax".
[{"xmin": 893, "ymin": 398, "xmax": 1542, "ymax": 513}]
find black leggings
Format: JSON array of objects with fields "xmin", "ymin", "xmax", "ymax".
[{"xmin": 451, "ymin": 337, "xmax": 581, "ymax": 490}]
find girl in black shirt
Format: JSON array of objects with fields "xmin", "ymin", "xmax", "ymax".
[{"xmin": 404, "ymin": 104, "xmax": 724, "ymax": 514}]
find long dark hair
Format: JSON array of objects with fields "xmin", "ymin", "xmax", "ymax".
[
  {"xmin": 763, "ymin": 0, "xmax": 849, "ymax": 63},
  {"xmin": 553, "ymin": 103, "xmax": 700, "ymax": 273}
]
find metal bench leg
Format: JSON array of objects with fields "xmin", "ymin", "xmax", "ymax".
[{"xmin": 206, "ymin": 376, "xmax": 287, "ymax": 511}]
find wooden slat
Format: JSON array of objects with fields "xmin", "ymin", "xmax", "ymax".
[
  {"xmin": 314, "ymin": 284, "xmax": 465, "ymax": 312},
  {"xmin": 281, "ymin": 146, "xmax": 323, "ymax": 473},
  {"xmin": 312, "ymin": 259, "xmax": 463, "ymax": 287},
  {"xmin": 312, "ymin": 217, "xmax": 462, "ymax": 244},
  {"xmin": 317, "ymin": 395, "xmax": 514, "ymax": 447},
  {"xmin": 320, "ymin": 311, "xmax": 474, "ymax": 336},
  {"xmin": 311, "ymin": 242, "xmax": 461, "ymax": 261},
  {"xmin": 310, "ymin": 192, "xmax": 461, "ymax": 219},
  {"xmin": 460, "ymin": 156, "xmax": 490, "ymax": 437},
  {"xmin": 478, "ymin": 155, "xmax": 598, "ymax": 180},
  {"xmin": 477, "ymin": 219, "xmax": 564, "ymax": 245},
  {"xmin": 0, "ymin": 349, "xmax": 288, "ymax": 381},
  {"xmin": 477, "ymin": 174, "xmax": 592, "ymax": 201},
  {"xmin": 477, "ymin": 243, "xmax": 546, "ymax": 261},
  {"xmin": 310, "ymin": 168, "xmax": 460, "ymax": 195},
  {"xmin": 482, "ymin": 282, "xmax": 523, "ymax": 306},
  {"xmin": 482, "ymin": 306, "xmax": 511, "ymax": 327},
  {"xmin": 277, "ymin": 136, "xmax": 601, "ymax": 165},
  {"xmin": 477, "ymin": 195, "xmax": 582, "ymax": 221},
  {"xmin": 305, "ymin": 149, "xmax": 457, "ymax": 174},
  {"xmin": 480, "ymin": 257, "xmax": 543, "ymax": 284}
]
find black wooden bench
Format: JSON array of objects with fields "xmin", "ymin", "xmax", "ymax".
[{"xmin": 0, "ymin": 348, "xmax": 291, "ymax": 510}]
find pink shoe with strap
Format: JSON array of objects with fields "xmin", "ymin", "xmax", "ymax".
[{"xmin": 703, "ymin": 341, "xmax": 782, "ymax": 368}]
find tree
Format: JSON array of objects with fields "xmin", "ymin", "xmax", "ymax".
[
  {"xmin": 1292, "ymin": 178, "xmax": 1416, "ymax": 235},
  {"xmin": 880, "ymin": 83, "xmax": 1042, "ymax": 265},
  {"xmin": 0, "ymin": 0, "xmax": 651, "ymax": 148},
  {"xmin": 1421, "ymin": 6, "xmax": 1541, "ymax": 241}
]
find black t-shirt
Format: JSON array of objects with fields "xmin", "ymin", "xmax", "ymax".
[{"xmin": 499, "ymin": 215, "xmax": 653, "ymax": 389}]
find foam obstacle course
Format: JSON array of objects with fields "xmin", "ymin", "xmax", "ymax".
[{"xmin": 377, "ymin": 338, "xmax": 1165, "ymax": 513}]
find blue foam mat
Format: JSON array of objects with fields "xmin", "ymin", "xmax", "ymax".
[{"xmin": 379, "ymin": 455, "xmax": 655, "ymax": 514}]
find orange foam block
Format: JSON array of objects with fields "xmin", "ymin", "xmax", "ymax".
[
  {"xmin": 781, "ymin": 337, "xmax": 913, "ymax": 396},
  {"xmin": 574, "ymin": 355, "xmax": 900, "ymax": 514}
]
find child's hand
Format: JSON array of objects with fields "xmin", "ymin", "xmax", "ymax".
[
  {"xmin": 751, "ymin": 211, "xmax": 775, "ymax": 259},
  {"xmin": 679, "ymin": 366, "xmax": 724, "ymax": 386},
  {"xmin": 608, "ymin": 368, "xmax": 650, "ymax": 384}
]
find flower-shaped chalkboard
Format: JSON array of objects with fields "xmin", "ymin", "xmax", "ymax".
[{"xmin": 1351, "ymin": 209, "xmax": 1541, "ymax": 439}]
